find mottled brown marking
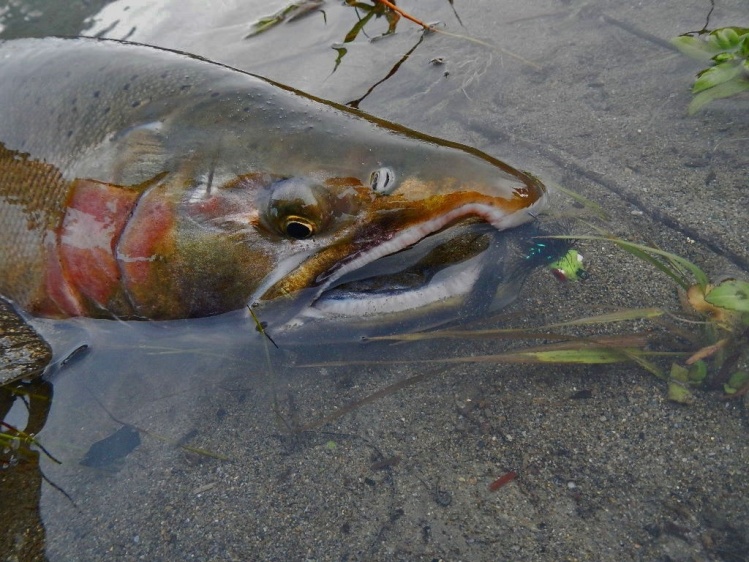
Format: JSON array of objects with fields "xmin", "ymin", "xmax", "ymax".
[{"xmin": 0, "ymin": 143, "xmax": 72, "ymax": 310}]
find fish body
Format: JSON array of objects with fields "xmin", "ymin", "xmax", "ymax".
[{"xmin": 0, "ymin": 38, "xmax": 546, "ymax": 334}]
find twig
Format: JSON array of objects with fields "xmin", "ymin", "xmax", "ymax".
[{"xmin": 375, "ymin": 0, "xmax": 431, "ymax": 29}]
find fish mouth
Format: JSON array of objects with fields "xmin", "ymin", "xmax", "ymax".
[
  {"xmin": 257, "ymin": 199, "xmax": 544, "ymax": 332},
  {"xmin": 309, "ymin": 224, "xmax": 492, "ymax": 317}
]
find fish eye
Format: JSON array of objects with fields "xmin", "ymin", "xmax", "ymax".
[
  {"xmin": 282, "ymin": 217, "xmax": 315, "ymax": 240},
  {"xmin": 266, "ymin": 178, "xmax": 331, "ymax": 240},
  {"xmin": 369, "ymin": 167, "xmax": 396, "ymax": 195}
]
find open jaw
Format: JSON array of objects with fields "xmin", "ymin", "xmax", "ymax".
[
  {"xmin": 311, "ymin": 225, "xmax": 492, "ymax": 317},
  {"xmin": 266, "ymin": 201, "xmax": 543, "ymax": 330}
]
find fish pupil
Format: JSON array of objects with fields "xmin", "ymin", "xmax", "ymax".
[{"xmin": 285, "ymin": 220, "xmax": 313, "ymax": 239}]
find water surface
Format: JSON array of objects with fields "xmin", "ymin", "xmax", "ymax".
[{"xmin": 1, "ymin": 1, "xmax": 748, "ymax": 560}]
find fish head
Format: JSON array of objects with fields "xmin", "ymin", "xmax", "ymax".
[
  {"xmin": 248, "ymin": 161, "xmax": 547, "ymax": 333},
  {"xmin": 119, "ymin": 104, "xmax": 549, "ymax": 335},
  {"xmin": 54, "ymin": 77, "xmax": 547, "ymax": 334}
]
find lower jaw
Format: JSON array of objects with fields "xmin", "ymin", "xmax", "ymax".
[{"xmin": 308, "ymin": 254, "xmax": 484, "ymax": 318}]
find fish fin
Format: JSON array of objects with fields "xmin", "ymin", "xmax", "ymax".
[{"xmin": 111, "ymin": 122, "xmax": 169, "ymax": 188}]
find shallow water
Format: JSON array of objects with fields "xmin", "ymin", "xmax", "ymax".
[{"xmin": 1, "ymin": 1, "xmax": 748, "ymax": 560}]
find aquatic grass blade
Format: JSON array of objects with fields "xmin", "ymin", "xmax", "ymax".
[
  {"xmin": 685, "ymin": 338, "xmax": 729, "ymax": 364},
  {"xmin": 692, "ymin": 61, "xmax": 744, "ymax": 93},
  {"xmin": 612, "ymin": 241, "xmax": 691, "ymax": 290},
  {"xmin": 367, "ymin": 328, "xmax": 574, "ymax": 342},
  {"xmin": 585, "ymin": 225, "xmax": 697, "ymax": 289},
  {"xmin": 546, "ymin": 181, "xmax": 608, "ymax": 219},
  {"xmin": 542, "ymin": 308, "xmax": 665, "ymax": 328},
  {"xmin": 505, "ymin": 347, "xmax": 630, "ymax": 364},
  {"xmin": 688, "ymin": 77, "xmax": 749, "ymax": 114},
  {"xmin": 246, "ymin": 0, "xmax": 324, "ymax": 38},
  {"xmin": 300, "ymin": 348, "xmax": 686, "ymax": 367},
  {"xmin": 344, "ymin": 9, "xmax": 376, "ymax": 43},
  {"xmin": 671, "ymin": 35, "xmax": 723, "ymax": 61},
  {"xmin": 0, "ymin": 421, "xmax": 62, "ymax": 464},
  {"xmin": 367, "ymin": 308, "xmax": 665, "ymax": 343},
  {"xmin": 300, "ymin": 344, "xmax": 684, "ymax": 368},
  {"xmin": 620, "ymin": 349, "xmax": 666, "ymax": 380}
]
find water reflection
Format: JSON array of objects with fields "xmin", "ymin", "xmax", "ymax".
[
  {"xmin": 0, "ymin": 378, "xmax": 52, "ymax": 561},
  {"xmin": 83, "ymin": 0, "xmax": 462, "ymax": 107}
]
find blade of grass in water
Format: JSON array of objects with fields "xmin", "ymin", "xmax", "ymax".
[
  {"xmin": 246, "ymin": 0, "xmax": 324, "ymax": 38},
  {"xmin": 547, "ymin": 182, "xmax": 608, "ymax": 219},
  {"xmin": 619, "ymin": 348, "xmax": 667, "ymax": 380},
  {"xmin": 294, "ymin": 368, "xmax": 440, "ymax": 432},
  {"xmin": 294, "ymin": 350, "xmax": 680, "ymax": 431},
  {"xmin": 300, "ymin": 345, "xmax": 684, "ymax": 368},
  {"xmin": 248, "ymin": 305, "xmax": 292, "ymax": 432},
  {"xmin": 367, "ymin": 308, "xmax": 664, "ymax": 342},
  {"xmin": 543, "ymin": 308, "xmax": 665, "ymax": 327}
]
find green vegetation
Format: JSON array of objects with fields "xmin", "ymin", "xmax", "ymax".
[
  {"xmin": 246, "ymin": 0, "xmax": 414, "ymax": 40},
  {"xmin": 672, "ymin": 27, "xmax": 749, "ymax": 114},
  {"xmin": 245, "ymin": 0, "xmax": 325, "ymax": 38},
  {"xmin": 550, "ymin": 234, "xmax": 749, "ymax": 403},
  {"xmin": 300, "ymin": 228, "xmax": 749, "ymax": 409}
]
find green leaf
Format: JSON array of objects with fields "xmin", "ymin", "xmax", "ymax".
[
  {"xmin": 724, "ymin": 371, "xmax": 749, "ymax": 394},
  {"xmin": 671, "ymin": 35, "xmax": 721, "ymax": 61},
  {"xmin": 705, "ymin": 280, "xmax": 749, "ymax": 312},
  {"xmin": 688, "ymin": 77, "xmax": 749, "ymax": 114},
  {"xmin": 670, "ymin": 363, "xmax": 690, "ymax": 383},
  {"xmin": 693, "ymin": 62, "xmax": 743, "ymax": 93},
  {"xmin": 667, "ymin": 381, "xmax": 695, "ymax": 404},
  {"xmin": 688, "ymin": 360, "xmax": 708, "ymax": 383},
  {"xmin": 343, "ymin": 8, "xmax": 375, "ymax": 43},
  {"xmin": 672, "ymin": 28, "xmax": 749, "ymax": 60},
  {"xmin": 712, "ymin": 52, "xmax": 736, "ymax": 64},
  {"xmin": 521, "ymin": 348, "xmax": 628, "ymax": 363},
  {"xmin": 713, "ymin": 28, "xmax": 740, "ymax": 50},
  {"xmin": 740, "ymin": 35, "xmax": 749, "ymax": 58}
]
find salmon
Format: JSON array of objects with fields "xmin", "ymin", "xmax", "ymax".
[{"xmin": 0, "ymin": 38, "xmax": 546, "ymax": 333}]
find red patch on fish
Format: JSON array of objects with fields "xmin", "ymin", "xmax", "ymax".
[
  {"xmin": 61, "ymin": 180, "xmax": 140, "ymax": 307},
  {"xmin": 39, "ymin": 179, "xmax": 140, "ymax": 316},
  {"xmin": 117, "ymin": 182, "xmax": 178, "ymax": 317}
]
